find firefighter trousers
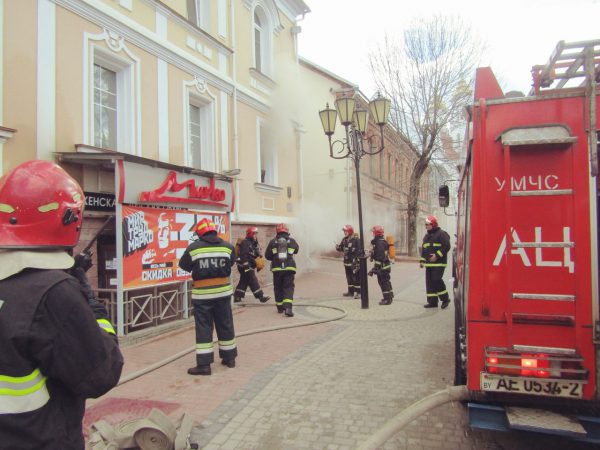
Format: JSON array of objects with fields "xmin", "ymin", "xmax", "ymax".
[
  {"xmin": 273, "ymin": 270, "xmax": 295, "ymax": 311},
  {"xmin": 343, "ymin": 263, "xmax": 361, "ymax": 295},
  {"xmin": 234, "ymin": 267, "xmax": 264, "ymax": 300},
  {"xmin": 192, "ymin": 296, "xmax": 237, "ymax": 366},
  {"xmin": 376, "ymin": 270, "xmax": 393, "ymax": 300},
  {"xmin": 425, "ymin": 266, "xmax": 449, "ymax": 306}
]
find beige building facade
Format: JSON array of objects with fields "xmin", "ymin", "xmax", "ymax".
[
  {"xmin": 0, "ymin": 0, "xmax": 309, "ymax": 335},
  {"xmin": 0, "ymin": 0, "xmax": 437, "ymax": 334}
]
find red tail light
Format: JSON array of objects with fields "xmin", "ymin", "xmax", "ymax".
[
  {"xmin": 521, "ymin": 355, "xmax": 550, "ymax": 378},
  {"xmin": 487, "ymin": 356, "xmax": 499, "ymax": 374},
  {"xmin": 485, "ymin": 349, "xmax": 585, "ymax": 380}
]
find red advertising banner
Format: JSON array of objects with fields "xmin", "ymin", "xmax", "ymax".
[{"xmin": 121, "ymin": 205, "xmax": 230, "ymax": 289}]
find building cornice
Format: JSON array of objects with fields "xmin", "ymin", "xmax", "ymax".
[{"xmin": 275, "ymin": 0, "xmax": 310, "ymax": 22}]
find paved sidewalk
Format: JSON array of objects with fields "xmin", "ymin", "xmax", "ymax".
[{"xmin": 85, "ymin": 258, "xmax": 593, "ymax": 450}]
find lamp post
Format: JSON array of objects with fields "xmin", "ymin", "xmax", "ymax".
[{"xmin": 319, "ymin": 93, "xmax": 391, "ymax": 309}]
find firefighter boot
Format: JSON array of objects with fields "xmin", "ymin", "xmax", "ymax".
[
  {"xmin": 353, "ymin": 291, "xmax": 360, "ymax": 299},
  {"xmin": 284, "ymin": 304, "xmax": 294, "ymax": 317},
  {"xmin": 221, "ymin": 359, "xmax": 236, "ymax": 368},
  {"xmin": 277, "ymin": 304, "xmax": 284, "ymax": 313},
  {"xmin": 187, "ymin": 365, "xmax": 211, "ymax": 376},
  {"xmin": 441, "ymin": 298, "xmax": 450, "ymax": 309},
  {"xmin": 342, "ymin": 291, "xmax": 352, "ymax": 297},
  {"xmin": 379, "ymin": 297, "xmax": 393, "ymax": 306},
  {"xmin": 259, "ymin": 295, "xmax": 271, "ymax": 303},
  {"xmin": 233, "ymin": 296, "xmax": 243, "ymax": 303}
]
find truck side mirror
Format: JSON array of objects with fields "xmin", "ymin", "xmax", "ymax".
[{"xmin": 438, "ymin": 185, "xmax": 450, "ymax": 208}]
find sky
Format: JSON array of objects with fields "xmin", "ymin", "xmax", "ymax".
[{"xmin": 297, "ymin": 0, "xmax": 600, "ymax": 98}]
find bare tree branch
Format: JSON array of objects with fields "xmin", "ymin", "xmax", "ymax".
[{"xmin": 368, "ymin": 14, "xmax": 482, "ymax": 255}]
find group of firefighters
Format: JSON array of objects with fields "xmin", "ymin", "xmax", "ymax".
[
  {"xmin": 335, "ymin": 218, "xmax": 451, "ymax": 309},
  {"xmin": 0, "ymin": 159, "xmax": 451, "ymax": 449}
]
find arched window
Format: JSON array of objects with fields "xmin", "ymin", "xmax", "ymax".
[{"xmin": 253, "ymin": 5, "xmax": 272, "ymax": 76}]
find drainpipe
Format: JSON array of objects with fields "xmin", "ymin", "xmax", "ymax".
[{"xmin": 230, "ymin": 0, "xmax": 240, "ymax": 220}]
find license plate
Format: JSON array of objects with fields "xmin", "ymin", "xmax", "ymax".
[{"xmin": 480, "ymin": 373, "xmax": 583, "ymax": 398}]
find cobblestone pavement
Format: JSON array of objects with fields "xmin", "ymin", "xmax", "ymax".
[{"xmin": 85, "ymin": 258, "xmax": 599, "ymax": 449}]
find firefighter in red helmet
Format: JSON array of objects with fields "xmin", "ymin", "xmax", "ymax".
[
  {"xmin": 265, "ymin": 223, "xmax": 299, "ymax": 316},
  {"xmin": 368, "ymin": 225, "xmax": 394, "ymax": 305},
  {"xmin": 0, "ymin": 160, "xmax": 123, "ymax": 450},
  {"xmin": 179, "ymin": 218, "xmax": 237, "ymax": 375},
  {"xmin": 335, "ymin": 224, "xmax": 362, "ymax": 298},
  {"xmin": 233, "ymin": 226, "xmax": 270, "ymax": 303},
  {"xmin": 420, "ymin": 215, "xmax": 451, "ymax": 309}
]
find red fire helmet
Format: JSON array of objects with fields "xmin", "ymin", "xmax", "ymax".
[
  {"xmin": 0, "ymin": 160, "xmax": 85, "ymax": 249},
  {"xmin": 425, "ymin": 215, "xmax": 438, "ymax": 227},
  {"xmin": 372, "ymin": 225, "xmax": 384, "ymax": 236},
  {"xmin": 195, "ymin": 218, "xmax": 217, "ymax": 236},
  {"xmin": 342, "ymin": 224, "xmax": 354, "ymax": 234},
  {"xmin": 246, "ymin": 226, "xmax": 258, "ymax": 238},
  {"xmin": 276, "ymin": 223, "xmax": 289, "ymax": 234}
]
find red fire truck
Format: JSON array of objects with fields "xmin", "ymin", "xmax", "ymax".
[{"xmin": 451, "ymin": 39, "xmax": 600, "ymax": 439}]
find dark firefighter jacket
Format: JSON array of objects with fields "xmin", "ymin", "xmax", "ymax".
[
  {"xmin": 336, "ymin": 234, "xmax": 362, "ymax": 265},
  {"xmin": 0, "ymin": 268, "xmax": 123, "ymax": 450},
  {"xmin": 265, "ymin": 232, "xmax": 299, "ymax": 272},
  {"xmin": 420, "ymin": 226, "xmax": 451, "ymax": 267},
  {"xmin": 237, "ymin": 237, "xmax": 261, "ymax": 271},
  {"xmin": 179, "ymin": 233, "xmax": 236, "ymax": 300},
  {"xmin": 371, "ymin": 236, "xmax": 391, "ymax": 273}
]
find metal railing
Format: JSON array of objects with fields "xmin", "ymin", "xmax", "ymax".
[{"xmin": 96, "ymin": 281, "xmax": 193, "ymax": 335}]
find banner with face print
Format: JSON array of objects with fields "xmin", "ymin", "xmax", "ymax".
[{"xmin": 121, "ymin": 205, "xmax": 230, "ymax": 289}]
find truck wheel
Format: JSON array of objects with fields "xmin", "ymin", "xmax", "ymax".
[{"xmin": 453, "ymin": 294, "xmax": 467, "ymax": 386}]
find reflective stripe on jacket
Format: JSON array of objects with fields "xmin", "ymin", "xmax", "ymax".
[
  {"xmin": 0, "ymin": 268, "xmax": 123, "ymax": 450},
  {"xmin": 421, "ymin": 227, "xmax": 451, "ymax": 267},
  {"xmin": 371, "ymin": 236, "xmax": 391, "ymax": 271},
  {"xmin": 265, "ymin": 232, "xmax": 299, "ymax": 272},
  {"xmin": 338, "ymin": 234, "xmax": 361, "ymax": 264},
  {"xmin": 237, "ymin": 237, "xmax": 260, "ymax": 270},
  {"xmin": 0, "ymin": 368, "xmax": 49, "ymax": 414},
  {"xmin": 179, "ymin": 234, "xmax": 236, "ymax": 300}
]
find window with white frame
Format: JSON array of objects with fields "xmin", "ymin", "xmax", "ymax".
[
  {"xmin": 187, "ymin": 95, "xmax": 215, "ymax": 171},
  {"xmin": 92, "ymin": 51, "xmax": 135, "ymax": 152},
  {"xmin": 258, "ymin": 122, "xmax": 276, "ymax": 185},
  {"xmin": 189, "ymin": 104, "xmax": 202, "ymax": 167},
  {"xmin": 93, "ymin": 65, "xmax": 117, "ymax": 150},
  {"xmin": 253, "ymin": 6, "xmax": 272, "ymax": 75},
  {"xmin": 187, "ymin": 0, "xmax": 210, "ymax": 31}
]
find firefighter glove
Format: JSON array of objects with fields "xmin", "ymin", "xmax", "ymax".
[{"xmin": 74, "ymin": 251, "xmax": 93, "ymax": 272}]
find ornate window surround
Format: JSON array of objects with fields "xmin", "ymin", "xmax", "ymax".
[
  {"xmin": 83, "ymin": 29, "xmax": 141, "ymax": 155},
  {"xmin": 182, "ymin": 77, "xmax": 218, "ymax": 172}
]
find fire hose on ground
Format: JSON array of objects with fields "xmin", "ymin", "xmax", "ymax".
[
  {"xmin": 90, "ymin": 302, "xmax": 348, "ymax": 450},
  {"xmin": 91, "ymin": 303, "xmax": 470, "ymax": 450},
  {"xmin": 356, "ymin": 385, "xmax": 471, "ymax": 450}
]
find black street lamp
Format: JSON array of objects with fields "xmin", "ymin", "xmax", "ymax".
[{"xmin": 319, "ymin": 93, "xmax": 391, "ymax": 309}]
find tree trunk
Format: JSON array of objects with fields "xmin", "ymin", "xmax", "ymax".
[
  {"xmin": 407, "ymin": 182, "xmax": 420, "ymax": 257},
  {"xmin": 406, "ymin": 157, "xmax": 428, "ymax": 256}
]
